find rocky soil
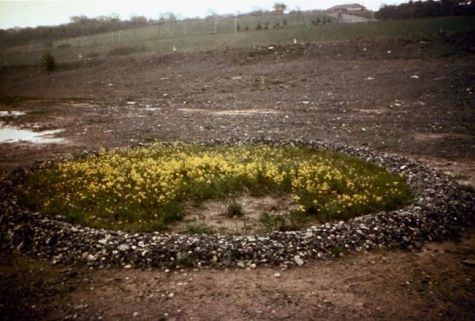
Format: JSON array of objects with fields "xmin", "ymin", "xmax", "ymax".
[{"xmin": 0, "ymin": 37, "xmax": 474, "ymax": 320}]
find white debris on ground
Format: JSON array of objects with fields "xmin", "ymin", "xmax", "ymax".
[{"xmin": 0, "ymin": 110, "xmax": 65, "ymax": 144}]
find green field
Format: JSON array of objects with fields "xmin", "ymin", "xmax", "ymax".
[{"xmin": 0, "ymin": 15, "xmax": 473, "ymax": 67}]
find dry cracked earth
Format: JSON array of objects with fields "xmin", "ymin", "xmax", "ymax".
[{"xmin": 0, "ymin": 37, "xmax": 474, "ymax": 320}]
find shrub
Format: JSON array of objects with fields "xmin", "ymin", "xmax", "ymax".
[
  {"xmin": 259, "ymin": 212, "xmax": 287, "ymax": 232},
  {"xmin": 41, "ymin": 51, "xmax": 56, "ymax": 72},
  {"xmin": 225, "ymin": 199, "xmax": 244, "ymax": 217},
  {"xmin": 185, "ymin": 223, "xmax": 215, "ymax": 235}
]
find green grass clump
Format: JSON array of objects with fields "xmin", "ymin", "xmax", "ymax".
[
  {"xmin": 18, "ymin": 142, "xmax": 412, "ymax": 232},
  {"xmin": 225, "ymin": 199, "xmax": 244, "ymax": 217},
  {"xmin": 185, "ymin": 223, "xmax": 216, "ymax": 235},
  {"xmin": 259, "ymin": 212, "xmax": 287, "ymax": 232}
]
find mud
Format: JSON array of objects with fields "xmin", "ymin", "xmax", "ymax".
[{"xmin": 0, "ymin": 37, "xmax": 474, "ymax": 320}]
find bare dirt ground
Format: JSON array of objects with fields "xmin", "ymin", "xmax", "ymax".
[{"xmin": 0, "ymin": 37, "xmax": 474, "ymax": 320}]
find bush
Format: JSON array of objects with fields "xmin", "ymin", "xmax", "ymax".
[
  {"xmin": 225, "ymin": 199, "xmax": 244, "ymax": 217},
  {"xmin": 259, "ymin": 212, "xmax": 287, "ymax": 232},
  {"xmin": 185, "ymin": 223, "xmax": 215, "ymax": 235},
  {"xmin": 41, "ymin": 51, "xmax": 56, "ymax": 72}
]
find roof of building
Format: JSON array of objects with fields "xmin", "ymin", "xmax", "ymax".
[{"xmin": 327, "ymin": 3, "xmax": 367, "ymax": 11}]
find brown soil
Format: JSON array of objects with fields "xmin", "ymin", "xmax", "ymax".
[
  {"xmin": 1, "ymin": 234, "xmax": 474, "ymax": 321},
  {"xmin": 175, "ymin": 194, "xmax": 295, "ymax": 234},
  {"xmin": 0, "ymin": 38, "xmax": 474, "ymax": 320}
]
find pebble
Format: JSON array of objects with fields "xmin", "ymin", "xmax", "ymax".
[
  {"xmin": 294, "ymin": 256, "xmax": 304, "ymax": 266},
  {"xmin": 118, "ymin": 244, "xmax": 130, "ymax": 251}
]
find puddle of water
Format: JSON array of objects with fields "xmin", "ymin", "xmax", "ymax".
[
  {"xmin": 0, "ymin": 124, "xmax": 65, "ymax": 144},
  {"xmin": 0, "ymin": 110, "xmax": 26, "ymax": 117},
  {"xmin": 0, "ymin": 110, "xmax": 66, "ymax": 144}
]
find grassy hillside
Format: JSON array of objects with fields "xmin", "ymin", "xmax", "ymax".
[{"xmin": 0, "ymin": 15, "xmax": 473, "ymax": 67}]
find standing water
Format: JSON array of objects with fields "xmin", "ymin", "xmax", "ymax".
[{"xmin": 0, "ymin": 111, "xmax": 65, "ymax": 144}]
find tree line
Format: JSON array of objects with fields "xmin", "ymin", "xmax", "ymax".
[
  {"xmin": 0, "ymin": 14, "xmax": 181, "ymax": 47},
  {"xmin": 0, "ymin": 1, "xmax": 300, "ymax": 48},
  {"xmin": 0, "ymin": 3, "xmax": 292, "ymax": 48},
  {"xmin": 375, "ymin": 0, "xmax": 475, "ymax": 20}
]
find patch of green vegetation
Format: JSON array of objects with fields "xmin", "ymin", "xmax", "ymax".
[
  {"xmin": 259, "ymin": 210, "xmax": 313, "ymax": 232},
  {"xmin": 225, "ymin": 199, "xmax": 245, "ymax": 218},
  {"xmin": 330, "ymin": 244, "xmax": 347, "ymax": 257},
  {"xmin": 185, "ymin": 223, "xmax": 216, "ymax": 235},
  {"xmin": 0, "ymin": 16, "xmax": 473, "ymax": 66},
  {"xmin": 18, "ymin": 143, "xmax": 412, "ymax": 232},
  {"xmin": 259, "ymin": 212, "xmax": 288, "ymax": 232}
]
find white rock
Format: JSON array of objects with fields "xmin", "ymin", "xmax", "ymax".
[
  {"xmin": 118, "ymin": 244, "xmax": 130, "ymax": 251},
  {"xmin": 98, "ymin": 237, "xmax": 109, "ymax": 245},
  {"xmin": 294, "ymin": 256, "xmax": 304, "ymax": 266}
]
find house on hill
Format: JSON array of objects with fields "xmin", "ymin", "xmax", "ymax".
[{"xmin": 327, "ymin": 3, "xmax": 367, "ymax": 13}]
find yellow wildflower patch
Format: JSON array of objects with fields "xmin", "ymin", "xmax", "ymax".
[{"xmin": 19, "ymin": 143, "xmax": 411, "ymax": 232}]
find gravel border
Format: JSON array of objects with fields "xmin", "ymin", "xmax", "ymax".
[{"xmin": 1, "ymin": 138, "xmax": 474, "ymax": 269}]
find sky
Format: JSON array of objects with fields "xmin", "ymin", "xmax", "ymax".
[{"xmin": 0, "ymin": 0, "xmax": 408, "ymax": 30}]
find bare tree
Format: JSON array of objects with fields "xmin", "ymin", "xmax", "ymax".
[{"xmin": 273, "ymin": 3, "xmax": 287, "ymax": 15}]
